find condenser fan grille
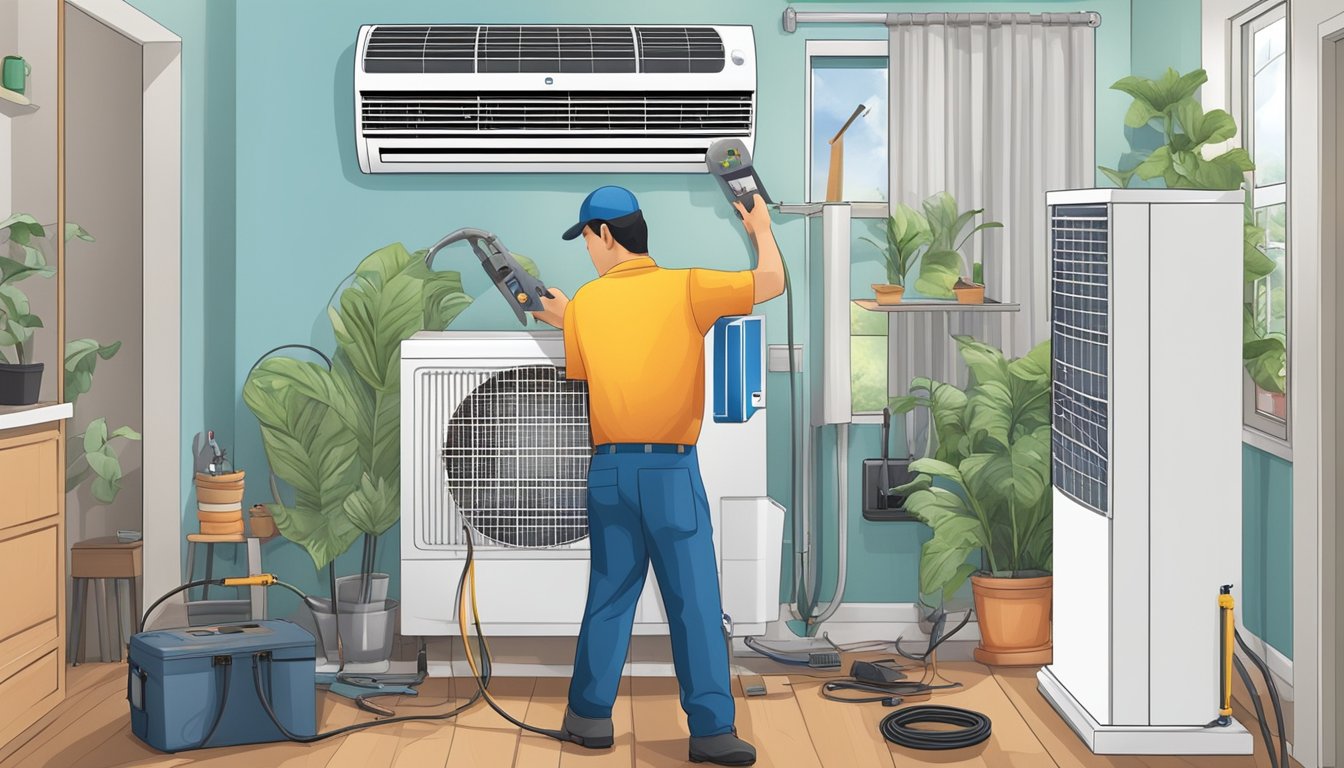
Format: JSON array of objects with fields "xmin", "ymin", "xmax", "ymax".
[{"xmin": 442, "ymin": 365, "xmax": 590, "ymax": 547}]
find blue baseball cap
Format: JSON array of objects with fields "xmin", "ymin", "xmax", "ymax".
[{"xmin": 562, "ymin": 186, "xmax": 641, "ymax": 240}]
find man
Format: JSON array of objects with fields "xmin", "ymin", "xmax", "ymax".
[{"xmin": 531, "ymin": 185, "xmax": 783, "ymax": 766}]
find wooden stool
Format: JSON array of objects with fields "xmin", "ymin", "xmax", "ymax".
[
  {"xmin": 69, "ymin": 537, "xmax": 142, "ymax": 666},
  {"xmin": 183, "ymin": 533, "xmax": 266, "ymax": 624}
]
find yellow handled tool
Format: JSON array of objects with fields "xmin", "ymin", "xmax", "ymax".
[
  {"xmin": 1216, "ymin": 584, "xmax": 1235, "ymax": 726},
  {"xmin": 222, "ymin": 573, "xmax": 278, "ymax": 587}
]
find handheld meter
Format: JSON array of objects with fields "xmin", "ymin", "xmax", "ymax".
[
  {"xmin": 707, "ymin": 139, "xmax": 772, "ymax": 214},
  {"xmin": 424, "ymin": 228, "xmax": 553, "ymax": 326}
]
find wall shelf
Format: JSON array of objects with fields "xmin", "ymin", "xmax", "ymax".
[
  {"xmin": 774, "ymin": 201, "xmax": 889, "ymax": 219},
  {"xmin": 854, "ymin": 298, "xmax": 1019, "ymax": 313},
  {"xmin": 0, "ymin": 86, "xmax": 38, "ymax": 117}
]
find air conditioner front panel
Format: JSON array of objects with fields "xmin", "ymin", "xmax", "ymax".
[{"xmin": 355, "ymin": 24, "xmax": 755, "ymax": 172}]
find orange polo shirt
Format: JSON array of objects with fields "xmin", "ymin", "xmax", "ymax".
[{"xmin": 562, "ymin": 257, "xmax": 755, "ymax": 446}]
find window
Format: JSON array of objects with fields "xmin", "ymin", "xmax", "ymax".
[
  {"xmin": 807, "ymin": 43, "xmax": 889, "ymax": 203},
  {"xmin": 1237, "ymin": 3, "xmax": 1290, "ymax": 445},
  {"xmin": 807, "ymin": 41, "xmax": 891, "ymax": 415}
]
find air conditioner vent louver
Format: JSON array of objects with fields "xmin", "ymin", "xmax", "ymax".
[
  {"xmin": 360, "ymin": 91, "xmax": 753, "ymax": 136},
  {"xmin": 364, "ymin": 25, "xmax": 477, "ymax": 74},
  {"xmin": 441, "ymin": 366, "xmax": 590, "ymax": 549},
  {"xmin": 363, "ymin": 25, "xmax": 724, "ymax": 74},
  {"xmin": 636, "ymin": 27, "xmax": 725, "ymax": 73},
  {"xmin": 1050, "ymin": 204, "xmax": 1110, "ymax": 515},
  {"xmin": 479, "ymin": 25, "xmax": 637, "ymax": 73}
]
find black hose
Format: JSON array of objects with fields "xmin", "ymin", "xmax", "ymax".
[
  {"xmin": 895, "ymin": 609, "xmax": 972, "ymax": 662},
  {"xmin": 455, "ymin": 531, "xmax": 568, "ymax": 741},
  {"xmin": 879, "ymin": 705, "xmax": 991, "ymax": 750},
  {"xmin": 1234, "ymin": 628, "xmax": 1287, "ymax": 768},
  {"xmin": 139, "ymin": 579, "xmax": 221, "ymax": 633},
  {"xmin": 1232, "ymin": 655, "xmax": 1277, "ymax": 768},
  {"xmin": 246, "ymin": 556, "xmax": 491, "ymax": 742},
  {"xmin": 197, "ymin": 660, "xmax": 231, "ymax": 748}
]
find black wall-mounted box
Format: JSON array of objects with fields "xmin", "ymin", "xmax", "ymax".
[{"xmin": 862, "ymin": 457, "xmax": 919, "ymax": 522}]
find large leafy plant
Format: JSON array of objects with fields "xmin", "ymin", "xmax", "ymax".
[
  {"xmin": 0, "ymin": 214, "xmax": 140, "ymax": 504},
  {"xmin": 1099, "ymin": 67, "xmax": 1255, "ymax": 190},
  {"xmin": 1100, "ymin": 68, "xmax": 1281, "ymax": 394},
  {"xmin": 913, "ymin": 192, "xmax": 1002, "ymax": 298},
  {"xmin": 243, "ymin": 241, "xmax": 525, "ymax": 581},
  {"xmin": 889, "ymin": 336, "xmax": 1052, "ymax": 600}
]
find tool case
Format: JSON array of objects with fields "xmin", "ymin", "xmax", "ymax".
[{"xmin": 128, "ymin": 619, "xmax": 316, "ymax": 752}]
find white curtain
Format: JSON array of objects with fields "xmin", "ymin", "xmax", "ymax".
[{"xmin": 886, "ymin": 12, "xmax": 1094, "ymax": 450}]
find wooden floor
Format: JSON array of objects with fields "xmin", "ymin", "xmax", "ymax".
[{"xmin": 0, "ymin": 656, "xmax": 1298, "ymax": 768}]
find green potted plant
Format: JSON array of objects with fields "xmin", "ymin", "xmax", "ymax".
[
  {"xmin": 1100, "ymin": 68, "xmax": 1276, "ymax": 404},
  {"xmin": 1, "ymin": 214, "xmax": 140, "ymax": 503},
  {"xmin": 1242, "ymin": 198, "xmax": 1286, "ymax": 410},
  {"xmin": 862, "ymin": 203, "xmax": 930, "ymax": 305},
  {"xmin": 890, "ymin": 335, "xmax": 1053, "ymax": 665},
  {"xmin": 243, "ymin": 240, "xmax": 484, "ymax": 662},
  {"xmin": 912, "ymin": 193, "xmax": 1002, "ymax": 304}
]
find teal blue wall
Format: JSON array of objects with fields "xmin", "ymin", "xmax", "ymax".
[
  {"xmin": 1243, "ymin": 444, "xmax": 1293, "ymax": 658},
  {"xmin": 128, "ymin": 0, "xmax": 1202, "ymax": 619}
]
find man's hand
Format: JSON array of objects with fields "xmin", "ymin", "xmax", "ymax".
[
  {"xmin": 732, "ymin": 194, "xmax": 772, "ymax": 237},
  {"xmin": 531, "ymin": 288, "xmax": 569, "ymax": 328}
]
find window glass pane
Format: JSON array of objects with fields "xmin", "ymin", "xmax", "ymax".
[
  {"xmin": 1249, "ymin": 202, "xmax": 1287, "ymax": 422},
  {"xmin": 1253, "ymin": 19, "xmax": 1287, "ymax": 185},
  {"xmin": 811, "ymin": 59, "xmax": 888, "ymax": 202},
  {"xmin": 851, "ymin": 335, "xmax": 888, "ymax": 413}
]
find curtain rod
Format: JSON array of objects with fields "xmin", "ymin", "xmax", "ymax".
[{"xmin": 781, "ymin": 9, "xmax": 1101, "ymax": 33}]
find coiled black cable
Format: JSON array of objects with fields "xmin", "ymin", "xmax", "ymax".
[
  {"xmin": 195, "ymin": 660, "xmax": 231, "ymax": 748},
  {"xmin": 878, "ymin": 705, "xmax": 992, "ymax": 750}
]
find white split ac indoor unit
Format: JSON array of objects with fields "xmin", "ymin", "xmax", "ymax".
[
  {"xmin": 355, "ymin": 24, "xmax": 756, "ymax": 172},
  {"xmin": 400, "ymin": 330, "xmax": 783, "ymax": 639}
]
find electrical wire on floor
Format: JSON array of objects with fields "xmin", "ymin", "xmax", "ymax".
[{"xmin": 1230, "ymin": 628, "xmax": 1288, "ymax": 768}]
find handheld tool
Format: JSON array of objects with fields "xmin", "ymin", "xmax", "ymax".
[
  {"xmin": 424, "ymin": 228, "xmax": 553, "ymax": 326},
  {"xmin": 706, "ymin": 138, "xmax": 773, "ymax": 214}
]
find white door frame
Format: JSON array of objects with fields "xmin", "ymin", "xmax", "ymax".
[
  {"xmin": 64, "ymin": 0, "xmax": 181, "ymax": 609},
  {"xmin": 1318, "ymin": 13, "xmax": 1344, "ymax": 768}
]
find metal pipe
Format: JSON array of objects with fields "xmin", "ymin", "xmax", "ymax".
[
  {"xmin": 782, "ymin": 9, "xmax": 1101, "ymax": 32},
  {"xmin": 809, "ymin": 423, "xmax": 850, "ymax": 629}
]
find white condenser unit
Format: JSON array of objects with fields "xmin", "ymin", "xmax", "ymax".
[
  {"xmin": 355, "ymin": 24, "xmax": 756, "ymax": 172},
  {"xmin": 1037, "ymin": 189, "xmax": 1251, "ymax": 754},
  {"xmin": 400, "ymin": 330, "xmax": 783, "ymax": 638}
]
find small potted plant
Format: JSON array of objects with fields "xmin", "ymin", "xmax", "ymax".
[
  {"xmin": 890, "ymin": 335, "xmax": 1053, "ymax": 665},
  {"xmin": 863, "ymin": 203, "xmax": 931, "ymax": 305},
  {"xmin": 912, "ymin": 193, "xmax": 1002, "ymax": 305}
]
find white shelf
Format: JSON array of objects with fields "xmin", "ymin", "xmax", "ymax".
[
  {"xmin": 0, "ymin": 87, "xmax": 38, "ymax": 117},
  {"xmin": 774, "ymin": 201, "xmax": 889, "ymax": 219},
  {"xmin": 854, "ymin": 298, "xmax": 1019, "ymax": 313},
  {"xmin": 0, "ymin": 402, "xmax": 73, "ymax": 431}
]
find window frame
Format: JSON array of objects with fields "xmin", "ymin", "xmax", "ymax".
[
  {"xmin": 805, "ymin": 40, "xmax": 892, "ymax": 420},
  {"xmin": 804, "ymin": 39, "xmax": 889, "ymax": 206},
  {"xmin": 1232, "ymin": 1, "xmax": 1292, "ymax": 452}
]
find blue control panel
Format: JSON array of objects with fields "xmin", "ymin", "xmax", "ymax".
[{"xmin": 712, "ymin": 315, "xmax": 764, "ymax": 423}]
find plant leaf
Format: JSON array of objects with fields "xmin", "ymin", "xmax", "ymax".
[
  {"xmin": 1244, "ymin": 336, "xmax": 1287, "ymax": 394},
  {"xmin": 1124, "ymin": 97, "xmax": 1161, "ymax": 129},
  {"xmin": 914, "ymin": 249, "xmax": 962, "ymax": 299},
  {"xmin": 1173, "ymin": 98, "xmax": 1237, "ymax": 146},
  {"xmin": 965, "ymin": 380, "xmax": 1013, "ymax": 451},
  {"xmin": 65, "ymin": 222, "xmax": 95, "ymax": 242},
  {"xmin": 1134, "ymin": 146, "xmax": 1173, "ymax": 181},
  {"xmin": 953, "ymin": 335, "xmax": 1010, "ymax": 389},
  {"xmin": 1098, "ymin": 166, "xmax": 1136, "ymax": 188},
  {"xmin": 343, "ymin": 473, "xmax": 399, "ymax": 536},
  {"xmin": 64, "ymin": 339, "xmax": 121, "ymax": 406}
]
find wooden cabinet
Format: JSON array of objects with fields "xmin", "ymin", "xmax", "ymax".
[{"xmin": 0, "ymin": 422, "xmax": 66, "ymax": 748}]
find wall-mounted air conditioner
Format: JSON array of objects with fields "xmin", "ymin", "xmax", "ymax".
[{"xmin": 355, "ymin": 24, "xmax": 756, "ymax": 173}]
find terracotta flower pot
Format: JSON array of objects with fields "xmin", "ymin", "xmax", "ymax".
[
  {"xmin": 249, "ymin": 505, "xmax": 278, "ymax": 539},
  {"xmin": 872, "ymin": 284, "xmax": 905, "ymax": 306},
  {"xmin": 196, "ymin": 485, "xmax": 244, "ymax": 505},
  {"xmin": 199, "ymin": 520, "xmax": 245, "ymax": 536},
  {"xmin": 197, "ymin": 509, "xmax": 243, "ymax": 524},
  {"xmin": 970, "ymin": 574, "xmax": 1052, "ymax": 666},
  {"xmin": 953, "ymin": 279, "xmax": 985, "ymax": 304}
]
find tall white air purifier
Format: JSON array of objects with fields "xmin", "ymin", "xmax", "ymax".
[{"xmin": 1036, "ymin": 189, "xmax": 1252, "ymax": 754}]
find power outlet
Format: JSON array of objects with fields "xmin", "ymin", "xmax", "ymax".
[{"xmin": 767, "ymin": 345, "xmax": 804, "ymax": 373}]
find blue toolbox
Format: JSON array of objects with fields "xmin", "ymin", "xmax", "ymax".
[{"xmin": 128, "ymin": 620, "xmax": 317, "ymax": 752}]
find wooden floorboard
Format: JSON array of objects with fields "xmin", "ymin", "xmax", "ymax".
[{"xmin": 0, "ymin": 663, "xmax": 1302, "ymax": 768}]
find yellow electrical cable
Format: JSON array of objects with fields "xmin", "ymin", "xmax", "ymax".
[{"xmin": 1219, "ymin": 590, "xmax": 1235, "ymax": 718}]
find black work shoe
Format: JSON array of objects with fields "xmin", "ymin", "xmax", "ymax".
[
  {"xmin": 559, "ymin": 706, "xmax": 614, "ymax": 749},
  {"xmin": 689, "ymin": 732, "xmax": 757, "ymax": 765}
]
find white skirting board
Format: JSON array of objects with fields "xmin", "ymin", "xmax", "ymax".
[{"xmin": 1037, "ymin": 666, "xmax": 1254, "ymax": 755}]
